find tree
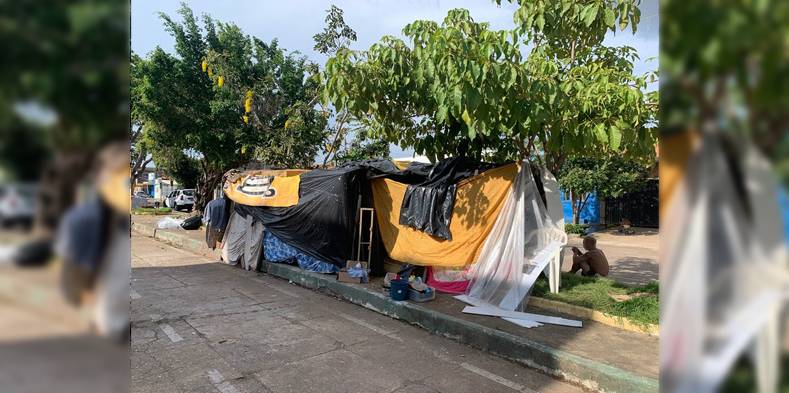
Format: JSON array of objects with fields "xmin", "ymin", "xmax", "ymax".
[
  {"xmin": 0, "ymin": 119, "xmax": 49, "ymax": 182},
  {"xmin": 135, "ymin": 4, "xmax": 325, "ymax": 212},
  {"xmin": 501, "ymin": 0, "xmax": 656, "ymax": 172},
  {"xmin": 322, "ymin": 3, "xmax": 656, "ymax": 168},
  {"xmin": 162, "ymin": 152, "xmax": 200, "ymax": 189},
  {"xmin": 131, "ymin": 53, "xmax": 153, "ymax": 185},
  {"xmin": 313, "ymin": 5, "xmax": 357, "ymax": 57},
  {"xmin": 558, "ymin": 155, "xmax": 649, "ymax": 224},
  {"xmin": 311, "ymin": 5, "xmax": 389, "ymax": 166},
  {"xmin": 333, "ymin": 128, "xmax": 390, "ymax": 164},
  {"xmin": 0, "ymin": 0, "xmax": 129, "ymax": 232},
  {"xmin": 661, "ymin": 0, "xmax": 789, "ymax": 185}
]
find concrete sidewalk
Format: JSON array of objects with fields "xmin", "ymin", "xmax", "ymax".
[
  {"xmin": 133, "ymin": 235, "xmax": 587, "ymax": 393},
  {"xmin": 132, "ymin": 215, "xmax": 659, "ymax": 392}
]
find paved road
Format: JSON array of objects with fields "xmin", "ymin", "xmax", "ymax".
[
  {"xmin": 132, "ymin": 234, "xmax": 586, "ymax": 393},
  {"xmin": 563, "ymin": 230, "xmax": 659, "ymax": 286}
]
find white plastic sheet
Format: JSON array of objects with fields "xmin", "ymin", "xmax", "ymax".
[
  {"xmin": 465, "ymin": 162, "xmax": 565, "ymax": 312},
  {"xmin": 157, "ymin": 216, "xmax": 184, "ymax": 229}
]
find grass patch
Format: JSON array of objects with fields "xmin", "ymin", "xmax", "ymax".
[
  {"xmin": 531, "ymin": 272, "xmax": 659, "ymax": 327},
  {"xmin": 132, "ymin": 207, "xmax": 172, "ymax": 215}
]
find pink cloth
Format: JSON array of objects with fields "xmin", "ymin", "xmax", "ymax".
[{"xmin": 426, "ymin": 267, "xmax": 470, "ymax": 294}]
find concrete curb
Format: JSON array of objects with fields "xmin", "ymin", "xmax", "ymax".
[
  {"xmin": 131, "ymin": 221, "xmax": 220, "ymax": 260},
  {"xmin": 132, "ymin": 222, "xmax": 658, "ymax": 393}
]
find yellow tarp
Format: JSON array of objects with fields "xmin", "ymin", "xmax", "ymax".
[
  {"xmin": 223, "ymin": 170, "xmax": 306, "ymax": 207},
  {"xmin": 392, "ymin": 159, "xmax": 411, "ymax": 171},
  {"xmin": 372, "ymin": 163, "xmax": 518, "ymax": 267}
]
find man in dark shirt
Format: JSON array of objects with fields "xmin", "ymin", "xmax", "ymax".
[{"xmin": 570, "ymin": 236, "xmax": 610, "ymax": 277}]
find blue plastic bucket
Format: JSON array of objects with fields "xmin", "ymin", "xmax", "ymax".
[{"xmin": 389, "ymin": 279, "xmax": 409, "ymax": 301}]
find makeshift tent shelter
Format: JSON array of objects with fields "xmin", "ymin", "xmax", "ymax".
[{"xmin": 220, "ymin": 158, "xmax": 567, "ymax": 309}]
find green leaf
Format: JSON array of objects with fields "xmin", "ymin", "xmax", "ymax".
[
  {"xmin": 583, "ymin": 4, "xmax": 598, "ymax": 27},
  {"xmin": 461, "ymin": 108, "xmax": 473, "ymax": 127},
  {"xmin": 436, "ymin": 105, "xmax": 448, "ymax": 123},
  {"xmin": 609, "ymin": 125, "xmax": 621, "ymax": 150},
  {"xmin": 604, "ymin": 9, "xmax": 615, "ymax": 28},
  {"xmin": 594, "ymin": 123, "xmax": 607, "ymax": 143},
  {"xmin": 452, "ymin": 86, "xmax": 463, "ymax": 115},
  {"xmin": 535, "ymin": 14, "xmax": 545, "ymax": 31}
]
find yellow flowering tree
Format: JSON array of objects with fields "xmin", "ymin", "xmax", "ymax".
[{"xmin": 135, "ymin": 5, "xmax": 325, "ymax": 212}]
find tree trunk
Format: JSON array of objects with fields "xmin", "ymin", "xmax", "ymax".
[
  {"xmin": 34, "ymin": 151, "xmax": 93, "ymax": 237},
  {"xmin": 573, "ymin": 193, "xmax": 590, "ymax": 225},
  {"xmin": 194, "ymin": 169, "xmax": 223, "ymax": 214},
  {"xmin": 572, "ymin": 196, "xmax": 581, "ymax": 224},
  {"xmin": 131, "ymin": 150, "xmax": 151, "ymax": 185},
  {"xmin": 546, "ymin": 151, "xmax": 565, "ymax": 177}
]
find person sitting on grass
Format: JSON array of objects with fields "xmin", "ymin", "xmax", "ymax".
[{"xmin": 570, "ymin": 236, "xmax": 609, "ymax": 277}]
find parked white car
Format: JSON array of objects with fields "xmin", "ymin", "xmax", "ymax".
[
  {"xmin": 165, "ymin": 189, "xmax": 195, "ymax": 211},
  {"xmin": 0, "ymin": 183, "xmax": 37, "ymax": 228}
]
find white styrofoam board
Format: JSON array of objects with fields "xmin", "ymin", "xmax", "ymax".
[{"xmin": 462, "ymin": 305, "xmax": 583, "ymax": 328}]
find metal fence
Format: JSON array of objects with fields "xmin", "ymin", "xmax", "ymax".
[{"xmin": 603, "ymin": 179, "xmax": 659, "ymax": 228}]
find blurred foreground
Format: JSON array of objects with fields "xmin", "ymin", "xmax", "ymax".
[
  {"xmin": 0, "ymin": 0, "xmax": 130, "ymax": 391},
  {"xmin": 660, "ymin": 1, "xmax": 789, "ymax": 392},
  {"xmin": 0, "ymin": 260, "xmax": 128, "ymax": 392}
]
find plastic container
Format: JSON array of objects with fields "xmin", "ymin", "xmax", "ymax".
[
  {"xmin": 408, "ymin": 288, "xmax": 435, "ymax": 302},
  {"xmin": 389, "ymin": 279, "xmax": 409, "ymax": 301}
]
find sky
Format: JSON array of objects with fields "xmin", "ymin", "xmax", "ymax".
[{"xmin": 131, "ymin": 0, "xmax": 659, "ymax": 159}]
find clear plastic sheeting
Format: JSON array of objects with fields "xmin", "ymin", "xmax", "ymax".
[
  {"xmin": 660, "ymin": 134, "xmax": 788, "ymax": 393},
  {"xmin": 465, "ymin": 162, "xmax": 566, "ymax": 312}
]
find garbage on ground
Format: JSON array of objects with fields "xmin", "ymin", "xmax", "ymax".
[
  {"xmin": 180, "ymin": 215, "xmax": 202, "ymax": 230},
  {"xmin": 157, "ymin": 216, "xmax": 184, "ymax": 229},
  {"xmin": 0, "ymin": 245, "xmax": 17, "ymax": 266},
  {"xmin": 338, "ymin": 260, "xmax": 369, "ymax": 283}
]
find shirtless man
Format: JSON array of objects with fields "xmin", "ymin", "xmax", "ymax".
[{"xmin": 570, "ymin": 236, "xmax": 609, "ymax": 277}]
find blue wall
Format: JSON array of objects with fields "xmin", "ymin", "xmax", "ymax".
[{"xmin": 560, "ymin": 191, "xmax": 600, "ymax": 224}]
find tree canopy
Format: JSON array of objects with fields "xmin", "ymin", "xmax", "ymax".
[
  {"xmin": 322, "ymin": 1, "xmax": 656, "ymax": 170},
  {"xmin": 661, "ymin": 0, "xmax": 789, "ymax": 184},
  {"xmin": 134, "ymin": 4, "xmax": 326, "ymax": 210},
  {"xmin": 311, "ymin": 5, "xmax": 389, "ymax": 167},
  {"xmin": 0, "ymin": 0, "xmax": 129, "ymax": 231},
  {"xmin": 558, "ymin": 155, "xmax": 650, "ymax": 224}
]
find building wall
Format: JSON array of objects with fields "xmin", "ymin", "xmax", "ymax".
[
  {"xmin": 154, "ymin": 179, "xmax": 178, "ymax": 200},
  {"xmin": 560, "ymin": 191, "xmax": 600, "ymax": 224}
]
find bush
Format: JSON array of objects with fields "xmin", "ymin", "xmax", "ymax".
[
  {"xmin": 564, "ymin": 223, "xmax": 587, "ymax": 235},
  {"xmin": 132, "ymin": 207, "xmax": 172, "ymax": 215}
]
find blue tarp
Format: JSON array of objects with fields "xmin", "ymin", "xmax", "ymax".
[{"xmin": 263, "ymin": 231, "xmax": 339, "ymax": 274}]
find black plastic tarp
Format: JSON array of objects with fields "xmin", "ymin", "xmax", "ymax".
[
  {"xmin": 398, "ymin": 157, "xmax": 495, "ymax": 240},
  {"xmin": 234, "ymin": 166, "xmax": 365, "ymax": 268}
]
